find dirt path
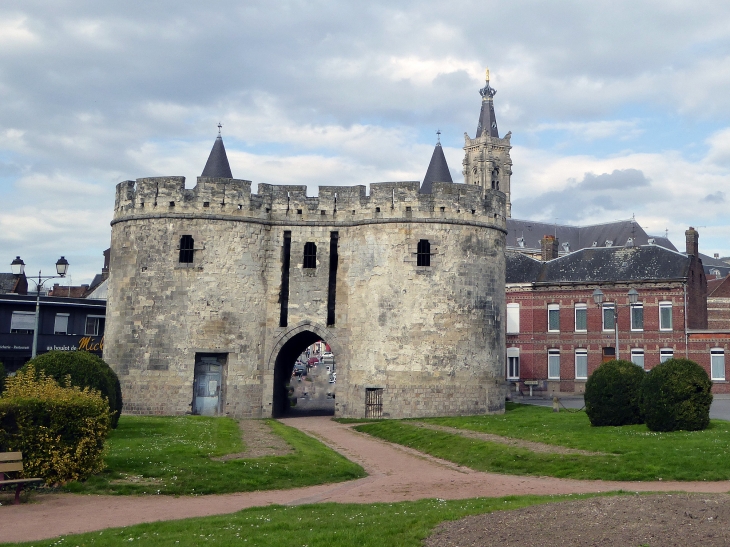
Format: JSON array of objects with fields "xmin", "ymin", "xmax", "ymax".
[{"xmin": 3, "ymin": 416, "xmax": 730, "ymax": 543}]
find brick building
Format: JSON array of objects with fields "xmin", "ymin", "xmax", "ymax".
[{"xmin": 505, "ymin": 227, "xmax": 730, "ymax": 395}]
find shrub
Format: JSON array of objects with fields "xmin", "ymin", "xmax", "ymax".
[
  {"xmin": 640, "ymin": 358, "xmax": 713, "ymax": 432},
  {"xmin": 0, "ymin": 361, "xmax": 5, "ymax": 394},
  {"xmin": 24, "ymin": 351, "xmax": 123, "ymax": 428},
  {"xmin": 584, "ymin": 359, "xmax": 645, "ymax": 426},
  {"xmin": 0, "ymin": 365, "xmax": 110, "ymax": 485}
]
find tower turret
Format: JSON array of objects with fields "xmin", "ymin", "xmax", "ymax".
[
  {"xmin": 463, "ymin": 68, "xmax": 513, "ymax": 217},
  {"xmin": 420, "ymin": 130, "xmax": 453, "ymax": 194},
  {"xmin": 201, "ymin": 124, "xmax": 233, "ymax": 178}
]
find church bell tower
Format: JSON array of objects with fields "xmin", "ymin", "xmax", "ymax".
[{"xmin": 463, "ymin": 68, "xmax": 513, "ymax": 217}]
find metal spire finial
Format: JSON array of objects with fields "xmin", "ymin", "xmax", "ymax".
[
  {"xmin": 436, "ymin": 129, "xmax": 441, "ymax": 144},
  {"xmin": 217, "ymin": 122, "xmax": 222, "ymax": 136},
  {"xmin": 485, "ymin": 67, "xmax": 490, "ymax": 81}
]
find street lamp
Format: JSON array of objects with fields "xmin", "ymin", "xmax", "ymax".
[
  {"xmin": 11, "ymin": 256, "xmax": 70, "ymax": 358},
  {"xmin": 592, "ymin": 287, "xmax": 639, "ymax": 361}
]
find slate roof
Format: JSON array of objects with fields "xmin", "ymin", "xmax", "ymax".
[
  {"xmin": 201, "ymin": 135, "xmax": 233, "ymax": 178},
  {"xmin": 0, "ymin": 273, "xmax": 19, "ymax": 294},
  {"xmin": 507, "ymin": 245, "xmax": 690, "ymax": 285},
  {"xmin": 420, "ymin": 143, "xmax": 453, "ymax": 194},
  {"xmin": 698, "ymin": 253, "xmax": 730, "ymax": 278},
  {"xmin": 506, "ymin": 218, "xmax": 678, "ymax": 254}
]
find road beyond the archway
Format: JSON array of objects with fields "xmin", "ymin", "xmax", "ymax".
[{"xmin": 4, "ymin": 416, "xmax": 730, "ymax": 543}]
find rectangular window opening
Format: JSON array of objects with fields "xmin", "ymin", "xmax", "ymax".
[
  {"xmin": 506, "ymin": 303, "xmax": 520, "ymax": 334},
  {"xmin": 507, "ymin": 347, "xmax": 520, "ymax": 379},
  {"xmin": 711, "ymin": 349, "xmax": 725, "ymax": 381},
  {"xmin": 575, "ymin": 350, "xmax": 588, "ymax": 379},
  {"xmin": 417, "ymin": 239, "xmax": 431, "ymax": 267},
  {"xmin": 631, "ymin": 349, "xmax": 645, "ymax": 370},
  {"xmin": 54, "ymin": 313, "xmax": 69, "ymax": 335},
  {"xmin": 548, "ymin": 304, "xmax": 560, "ymax": 332},
  {"xmin": 327, "ymin": 232, "xmax": 339, "ymax": 327},
  {"xmin": 548, "ymin": 350, "xmax": 561, "ymax": 379},
  {"xmin": 279, "ymin": 231, "xmax": 291, "ymax": 327},
  {"xmin": 660, "ymin": 348, "xmax": 674, "ymax": 363},
  {"xmin": 303, "ymin": 242, "xmax": 317, "ymax": 269},
  {"xmin": 602, "ymin": 303, "xmax": 615, "ymax": 331},
  {"xmin": 10, "ymin": 311, "xmax": 35, "ymax": 334},
  {"xmin": 631, "ymin": 303, "xmax": 644, "ymax": 331},
  {"xmin": 659, "ymin": 301, "xmax": 673, "ymax": 331},
  {"xmin": 574, "ymin": 303, "xmax": 587, "ymax": 332},
  {"xmin": 85, "ymin": 315, "xmax": 105, "ymax": 336},
  {"xmin": 179, "ymin": 234, "xmax": 195, "ymax": 263}
]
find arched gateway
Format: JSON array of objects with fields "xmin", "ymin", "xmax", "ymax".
[{"xmin": 105, "ymin": 127, "xmax": 509, "ymax": 419}]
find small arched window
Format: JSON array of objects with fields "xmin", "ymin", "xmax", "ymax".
[
  {"xmin": 179, "ymin": 235, "xmax": 194, "ymax": 263},
  {"xmin": 417, "ymin": 239, "xmax": 431, "ymax": 267},
  {"xmin": 303, "ymin": 242, "xmax": 317, "ymax": 269}
]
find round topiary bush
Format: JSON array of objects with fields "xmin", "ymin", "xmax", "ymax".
[
  {"xmin": 24, "ymin": 351, "xmax": 123, "ymax": 428},
  {"xmin": 585, "ymin": 359, "xmax": 645, "ymax": 426},
  {"xmin": 640, "ymin": 358, "xmax": 713, "ymax": 432}
]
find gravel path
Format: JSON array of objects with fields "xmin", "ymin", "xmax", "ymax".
[{"xmin": 3, "ymin": 416, "xmax": 730, "ymax": 544}]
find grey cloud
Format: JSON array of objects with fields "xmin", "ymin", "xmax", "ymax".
[
  {"xmin": 703, "ymin": 191, "xmax": 726, "ymax": 202},
  {"xmin": 579, "ymin": 169, "xmax": 650, "ymax": 190}
]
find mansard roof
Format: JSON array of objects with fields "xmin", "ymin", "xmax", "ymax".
[
  {"xmin": 507, "ymin": 245, "xmax": 691, "ymax": 285},
  {"xmin": 506, "ymin": 218, "xmax": 677, "ymax": 254},
  {"xmin": 201, "ymin": 135, "xmax": 233, "ymax": 178},
  {"xmin": 420, "ymin": 143, "xmax": 453, "ymax": 194}
]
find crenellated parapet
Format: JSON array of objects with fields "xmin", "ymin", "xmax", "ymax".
[{"xmin": 113, "ymin": 176, "xmax": 507, "ymax": 229}]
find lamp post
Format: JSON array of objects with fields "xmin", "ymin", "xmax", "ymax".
[
  {"xmin": 592, "ymin": 287, "xmax": 639, "ymax": 361},
  {"xmin": 11, "ymin": 256, "xmax": 70, "ymax": 359}
]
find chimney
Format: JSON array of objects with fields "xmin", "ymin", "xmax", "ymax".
[
  {"xmin": 685, "ymin": 227, "xmax": 699, "ymax": 257},
  {"xmin": 541, "ymin": 234, "xmax": 559, "ymax": 261}
]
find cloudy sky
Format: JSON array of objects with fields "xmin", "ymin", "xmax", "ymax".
[{"xmin": 3, "ymin": 1, "xmax": 730, "ymax": 284}]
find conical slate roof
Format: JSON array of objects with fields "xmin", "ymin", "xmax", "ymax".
[
  {"xmin": 475, "ymin": 75, "xmax": 499, "ymax": 138},
  {"xmin": 201, "ymin": 135, "xmax": 233, "ymax": 178},
  {"xmin": 420, "ymin": 143, "xmax": 453, "ymax": 194}
]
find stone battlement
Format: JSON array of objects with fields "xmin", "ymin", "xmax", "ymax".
[{"xmin": 113, "ymin": 176, "xmax": 507, "ymax": 226}]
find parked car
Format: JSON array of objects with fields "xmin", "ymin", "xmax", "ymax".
[
  {"xmin": 307, "ymin": 356, "xmax": 320, "ymax": 366},
  {"xmin": 329, "ymin": 372, "xmax": 336, "ymax": 384},
  {"xmin": 322, "ymin": 352, "xmax": 334, "ymax": 363},
  {"xmin": 293, "ymin": 363, "xmax": 307, "ymax": 376}
]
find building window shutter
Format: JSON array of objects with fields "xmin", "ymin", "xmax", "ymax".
[{"xmin": 506, "ymin": 303, "xmax": 520, "ymax": 334}]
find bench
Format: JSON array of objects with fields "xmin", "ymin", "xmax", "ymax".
[{"xmin": 0, "ymin": 452, "xmax": 44, "ymax": 504}]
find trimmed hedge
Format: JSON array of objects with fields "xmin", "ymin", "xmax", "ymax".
[
  {"xmin": 24, "ymin": 351, "xmax": 122, "ymax": 428},
  {"xmin": 585, "ymin": 359, "xmax": 645, "ymax": 426},
  {"xmin": 640, "ymin": 358, "xmax": 713, "ymax": 432},
  {"xmin": 0, "ymin": 365, "xmax": 110, "ymax": 485}
]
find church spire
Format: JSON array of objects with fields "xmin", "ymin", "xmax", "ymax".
[
  {"xmin": 420, "ymin": 130, "xmax": 453, "ymax": 194},
  {"xmin": 201, "ymin": 124, "xmax": 233, "ymax": 178},
  {"xmin": 475, "ymin": 68, "xmax": 499, "ymax": 139}
]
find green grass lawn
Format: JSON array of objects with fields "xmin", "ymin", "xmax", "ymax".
[
  {"xmin": 355, "ymin": 403, "xmax": 730, "ymax": 481},
  {"xmin": 62, "ymin": 415, "xmax": 365, "ymax": 495},
  {"xmin": 2, "ymin": 494, "xmax": 617, "ymax": 547}
]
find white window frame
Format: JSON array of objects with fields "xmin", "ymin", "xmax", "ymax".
[
  {"xmin": 54, "ymin": 313, "xmax": 70, "ymax": 335},
  {"xmin": 660, "ymin": 348, "xmax": 673, "ymax": 363},
  {"xmin": 630, "ymin": 348, "xmax": 645, "ymax": 370},
  {"xmin": 602, "ymin": 303, "xmax": 615, "ymax": 332},
  {"xmin": 548, "ymin": 304, "xmax": 560, "ymax": 333},
  {"xmin": 10, "ymin": 311, "xmax": 35, "ymax": 333},
  {"xmin": 507, "ymin": 347, "xmax": 520, "ymax": 379},
  {"xmin": 574, "ymin": 303, "xmax": 587, "ymax": 333},
  {"xmin": 711, "ymin": 348, "xmax": 725, "ymax": 381},
  {"xmin": 85, "ymin": 315, "xmax": 105, "ymax": 336},
  {"xmin": 575, "ymin": 349, "xmax": 588, "ymax": 380},
  {"xmin": 630, "ymin": 303, "xmax": 644, "ymax": 332},
  {"xmin": 659, "ymin": 301, "xmax": 673, "ymax": 331},
  {"xmin": 506, "ymin": 303, "xmax": 520, "ymax": 334},
  {"xmin": 548, "ymin": 349, "xmax": 561, "ymax": 379}
]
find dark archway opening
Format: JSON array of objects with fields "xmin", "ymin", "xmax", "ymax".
[{"xmin": 272, "ymin": 330, "xmax": 336, "ymax": 418}]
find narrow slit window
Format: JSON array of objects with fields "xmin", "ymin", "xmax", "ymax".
[
  {"xmin": 327, "ymin": 232, "xmax": 339, "ymax": 326},
  {"xmin": 303, "ymin": 242, "xmax": 317, "ymax": 269},
  {"xmin": 417, "ymin": 239, "xmax": 431, "ymax": 267},
  {"xmin": 179, "ymin": 235, "xmax": 195, "ymax": 263},
  {"xmin": 279, "ymin": 232, "xmax": 292, "ymax": 327}
]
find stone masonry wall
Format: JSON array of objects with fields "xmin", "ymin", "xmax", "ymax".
[{"xmin": 106, "ymin": 176, "xmax": 507, "ymax": 418}]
